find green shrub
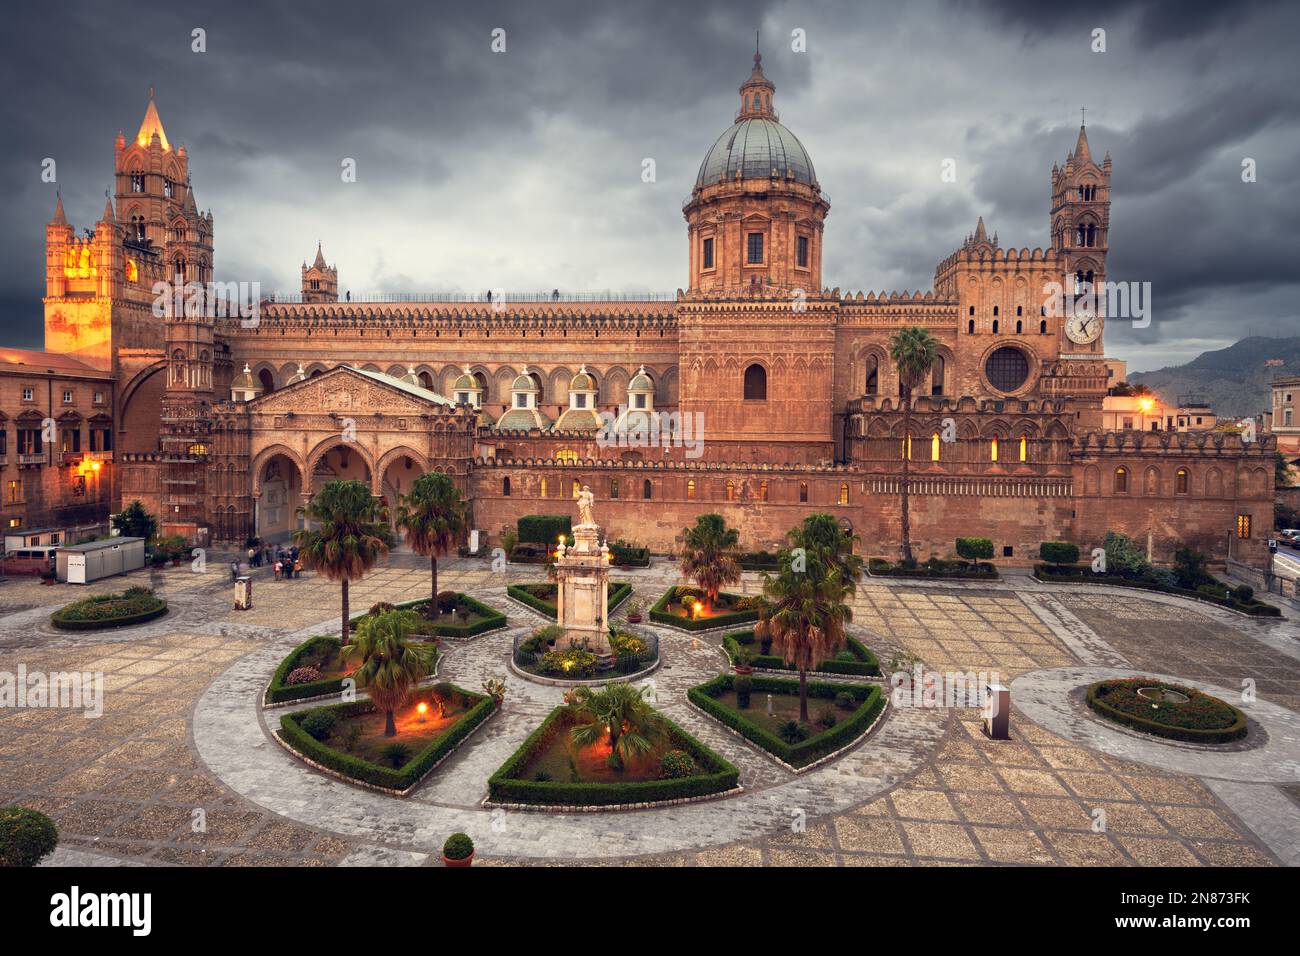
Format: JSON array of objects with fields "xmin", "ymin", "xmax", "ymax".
[
  {"xmin": 0, "ymin": 807, "xmax": 59, "ymax": 867},
  {"xmin": 721, "ymin": 630, "xmax": 880, "ymax": 677},
  {"xmin": 650, "ymin": 586, "xmax": 760, "ymax": 631},
  {"xmin": 1232, "ymin": 583, "xmax": 1255, "ymax": 602},
  {"xmin": 816, "ymin": 707, "xmax": 838, "ymax": 729},
  {"xmin": 381, "ymin": 743, "xmax": 412, "ymax": 767},
  {"xmin": 517, "ymin": 514, "xmax": 572, "ymax": 545},
  {"xmin": 659, "ymin": 749, "xmax": 696, "ymax": 779},
  {"xmin": 1032, "ymin": 565, "xmax": 1281, "ymax": 616},
  {"xmin": 734, "ymin": 675, "xmax": 752, "ymax": 709},
  {"xmin": 301, "ymin": 709, "xmax": 337, "ymax": 741},
  {"xmin": 778, "ymin": 720, "xmax": 807, "ymax": 744},
  {"xmin": 955, "ymin": 537, "xmax": 994, "ymax": 563},
  {"xmin": 1086, "ymin": 678, "xmax": 1247, "ymax": 744},
  {"xmin": 1102, "ymin": 530, "xmax": 1152, "ymax": 578},
  {"xmin": 265, "ymin": 636, "xmax": 350, "ymax": 704},
  {"xmin": 540, "ymin": 648, "xmax": 598, "ymax": 677},
  {"xmin": 50, "ymin": 590, "xmax": 168, "ymax": 631},
  {"xmin": 350, "ymin": 594, "xmax": 507, "ymax": 637},
  {"xmin": 835, "ymin": 691, "xmax": 856, "ymax": 711},
  {"xmin": 1039, "ymin": 541, "xmax": 1079, "ymax": 565},
  {"xmin": 443, "ymin": 832, "xmax": 474, "ymax": 860},
  {"xmin": 1172, "ymin": 546, "xmax": 1214, "ymax": 590}
]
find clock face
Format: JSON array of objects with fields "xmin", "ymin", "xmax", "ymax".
[{"xmin": 1066, "ymin": 311, "xmax": 1102, "ymax": 345}]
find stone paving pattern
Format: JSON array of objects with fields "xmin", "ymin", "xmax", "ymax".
[{"xmin": 0, "ymin": 557, "xmax": 1292, "ymax": 866}]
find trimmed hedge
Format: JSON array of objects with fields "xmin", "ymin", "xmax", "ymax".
[
  {"xmin": 279, "ymin": 685, "xmax": 495, "ymax": 791},
  {"xmin": 1039, "ymin": 541, "xmax": 1080, "ymax": 565},
  {"xmin": 348, "ymin": 593, "xmax": 508, "ymax": 636},
  {"xmin": 649, "ymin": 586, "xmax": 760, "ymax": 631},
  {"xmin": 1033, "ymin": 564, "xmax": 1282, "ymax": 617},
  {"xmin": 506, "ymin": 581, "xmax": 633, "ymax": 620},
  {"xmin": 867, "ymin": 557, "xmax": 998, "ymax": 580},
  {"xmin": 690, "ymin": 674, "xmax": 885, "ymax": 769},
  {"xmin": 608, "ymin": 541, "xmax": 651, "ymax": 567},
  {"xmin": 266, "ymin": 635, "xmax": 352, "ymax": 704},
  {"xmin": 487, "ymin": 706, "xmax": 738, "ymax": 806},
  {"xmin": 737, "ymin": 550, "xmax": 782, "ymax": 571},
  {"xmin": 51, "ymin": 592, "xmax": 168, "ymax": 630},
  {"xmin": 1086, "ymin": 678, "xmax": 1247, "ymax": 744},
  {"xmin": 518, "ymin": 514, "xmax": 572, "ymax": 545},
  {"xmin": 723, "ymin": 629, "xmax": 880, "ymax": 677}
]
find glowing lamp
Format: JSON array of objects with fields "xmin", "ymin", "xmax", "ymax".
[
  {"xmin": 416, "ymin": 701, "xmax": 428, "ymax": 722},
  {"xmin": 1137, "ymin": 397, "xmax": 1156, "ymax": 413},
  {"xmin": 693, "ymin": 600, "xmax": 703, "ymax": 618}
]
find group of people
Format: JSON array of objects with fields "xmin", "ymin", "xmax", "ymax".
[{"xmin": 237, "ymin": 544, "xmax": 305, "ymax": 582}]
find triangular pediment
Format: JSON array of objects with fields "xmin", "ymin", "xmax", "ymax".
[{"xmin": 250, "ymin": 365, "xmax": 452, "ymax": 416}]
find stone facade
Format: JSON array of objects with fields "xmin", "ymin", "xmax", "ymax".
[{"xmin": 0, "ymin": 57, "xmax": 1276, "ymax": 563}]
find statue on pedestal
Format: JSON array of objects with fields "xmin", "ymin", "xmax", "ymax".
[{"xmin": 577, "ymin": 484, "xmax": 596, "ymax": 527}]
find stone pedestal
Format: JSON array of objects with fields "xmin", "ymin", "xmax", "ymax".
[{"xmin": 553, "ymin": 524, "xmax": 611, "ymax": 655}]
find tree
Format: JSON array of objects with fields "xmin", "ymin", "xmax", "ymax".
[
  {"xmin": 1102, "ymin": 530, "xmax": 1151, "ymax": 579},
  {"xmin": 112, "ymin": 501, "xmax": 158, "ymax": 542},
  {"xmin": 1275, "ymin": 450, "xmax": 1294, "ymax": 488},
  {"xmin": 679, "ymin": 513, "xmax": 741, "ymax": 612},
  {"xmin": 341, "ymin": 609, "xmax": 434, "ymax": 737},
  {"xmin": 955, "ymin": 536, "xmax": 994, "ymax": 569},
  {"xmin": 789, "ymin": 513, "xmax": 863, "ymax": 594},
  {"xmin": 294, "ymin": 479, "xmax": 395, "ymax": 644},
  {"xmin": 395, "ymin": 472, "xmax": 468, "ymax": 618},
  {"xmin": 756, "ymin": 549, "xmax": 853, "ymax": 722},
  {"xmin": 567, "ymin": 682, "xmax": 667, "ymax": 770},
  {"xmin": 888, "ymin": 327, "xmax": 938, "ymax": 564}
]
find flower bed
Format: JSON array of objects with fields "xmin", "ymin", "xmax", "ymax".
[
  {"xmin": 867, "ymin": 557, "xmax": 999, "ymax": 580},
  {"xmin": 486, "ymin": 706, "xmax": 738, "ymax": 807},
  {"xmin": 278, "ymin": 683, "xmax": 494, "ymax": 793},
  {"xmin": 506, "ymin": 581, "xmax": 633, "ymax": 619},
  {"xmin": 1085, "ymin": 677, "xmax": 1247, "ymax": 744},
  {"xmin": 348, "ymin": 593, "xmax": 508, "ymax": 637},
  {"xmin": 649, "ymin": 586, "xmax": 760, "ymax": 631},
  {"xmin": 513, "ymin": 625, "xmax": 658, "ymax": 678},
  {"xmin": 268, "ymin": 635, "xmax": 383, "ymax": 705},
  {"xmin": 722, "ymin": 629, "xmax": 880, "ymax": 677},
  {"xmin": 50, "ymin": 588, "xmax": 168, "ymax": 630},
  {"xmin": 689, "ymin": 674, "xmax": 885, "ymax": 769},
  {"xmin": 1033, "ymin": 564, "xmax": 1281, "ymax": 617}
]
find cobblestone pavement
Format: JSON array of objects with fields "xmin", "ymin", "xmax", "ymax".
[{"xmin": 0, "ymin": 558, "xmax": 1292, "ymax": 866}]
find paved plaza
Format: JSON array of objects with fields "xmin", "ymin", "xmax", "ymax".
[{"xmin": 1, "ymin": 556, "xmax": 1296, "ymax": 867}]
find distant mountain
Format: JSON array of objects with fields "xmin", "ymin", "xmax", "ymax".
[{"xmin": 1128, "ymin": 336, "xmax": 1300, "ymax": 419}]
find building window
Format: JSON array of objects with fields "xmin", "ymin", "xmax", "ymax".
[
  {"xmin": 574, "ymin": 394, "xmax": 587, "ymax": 408},
  {"xmin": 796, "ymin": 235, "xmax": 809, "ymax": 268},
  {"xmin": 799, "ymin": 481, "xmax": 808, "ymax": 503},
  {"xmin": 743, "ymin": 363, "xmax": 767, "ymax": 400},
  {"xmin": 93, "ymin": 391, "xmax": 105, "ymax": 404},
  {"xmin": 610, "ymin": 478, "xmax": 619, "ymax": 499},
  {"xmin": 1237, "ymin": 514, "xmax": 1252, "ymax": 539},
  {"xmin": 63, "ymin": 390, "xmax": 73, "ymax": 404},
  {"xmin": 61, "ymin": 429, "xmax": 81, "ymax": 454},
  {"xmin": 865, "ymin": 355, "xmax": 879, "ymax": 396},
  {"xmin": 1040, "ymin": 319, "xmax": 1048, "ymax": 334},
  {"xmin": 1115, "ymin": 467, "xmax": 1128, "ymax": 493},
  {"xmin": 502, "ymin": 476, "xmax": 511, "ymax": 497},
  {"xmin": 931, "ymin": 433, "xmax": 940, "ymax": 460},
  {"xmin": 726, "ymin": 479, "xmax": 735, "ymax": 501},
  {"xmin": 1019, "ymin": 434, "xmax": 1028, "ymax": 462},
  {"xmin": 993, "ymin": 306, "xmax": 999, "ymax": 316},
  {"xmin": 931, "ymin": 355, "xmax": 944, "ymax": 396},
  {"xmin": 22, "ymin": 387, "xmax": 33, "ymax": 402},
  {"xmin": 643, "ymin": 479, "xmax": 652, "ymax": 500},
  {"xmin": 759, "ymin": 480, "xmax": 768, "ymax": 502},
  {"xmin": 131, "ymin": 174, "xmax": 145, "ymax": 192},
  {"xmin": 985, "ymin": 346, "xmax": 1030, "ymax": 393},
  {"xmin": 540, "ymin": 478, "xmax": 547, "ymax": 498},
  {"xmin": 838, "ymin": 482, "xmax": 849, "ymax": 505},
  {"xmin": 990, "ymin": 437, "xmax": 999, "ymax": 462},
  {"xmin": 687, "ymin": 479, "xmax": 696, "ymax": 500},
  {"xmin": 702, "ymin": 237, "xmax": 714, "ymax": 270},
  {"xmin": 991, "ymin": 319, "xmax": 999, "ymax": 334},
  {"xmin": 1175, "ymin": 468, "xmax": 1189, "ymax": 495},
  {"xmin": 1015, "ymin": 320, "xmax": 1022, "ymax": 334},
  {"xmin": 746, "ymin": 232, "xmax": 764, "ymax": 264},
  {"xmin": 634, "ymin": 394, "xmax": 646, "ymax": 409},
  {"xmin": 1122, "ymin": 417, "xmax": 1133, "ymax": 430},
  {"xmin": 515, "ymin": 394, "xmax": 527, "ymax": 408},
  {"xmin": 968, "ymin": 319, "xmax": 975, "ymax": 335},
  {"xmin": 17, "ymin": 429, "xmax": 41, "ymax": 456},
  {"xmin": 6, "ymin": 479, "xmax": 20, "ymax": 504},
  {"xmin": 572, "ymin": 479, "xmax": 581, "ymax": 498},
  {"xmin": 0, "ymin": 430, "xmax": 6, "ymax": 456}
]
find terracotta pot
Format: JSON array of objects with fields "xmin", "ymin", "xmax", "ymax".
[
  {"xmin": 626, "ymin": 613, "xmax": 642, "ymax": 623},
  {"xmin": 734, "ymin": 665, "xmax": 754, "ymax": 675},
  {"xmin": 442, "ymin": 851, "xmax": 474, "ymax": 868}
]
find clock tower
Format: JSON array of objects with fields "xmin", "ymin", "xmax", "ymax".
[{"xmin": 1050, "ymin": 123, "xmax": 1111, "ymax": 358}]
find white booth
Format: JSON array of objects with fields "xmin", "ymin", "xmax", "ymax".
[{"xmin": 56, "ymin": 537, "xmax": 147, "ymax": 584}]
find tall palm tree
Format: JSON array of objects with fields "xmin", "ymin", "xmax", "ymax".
[
  {"xmin": 567, "ymin": 682, "xmax": 667, "ymax": 770},
  {"xmin": 342, "ymin": 609, "xmax": 435, "ymax": 737},
  {"xmin": 395, "ymin": 472, "xmax": 468, "ymax": 618},
  {"xmin": 294, "ymin": 479, "xmax": 395, "ymax": 644},
  {"xmin": 756, "ymin": 550, "xmax": 853, "ymax": 722},
  {"xmin": 888, "ymin": 326, "xmax": 938, "ymax": 564},
  {"xmin": 789, "ymin": 513, "xmax": 863, "ymax": 593},
  {"xmin": 679, "ymin": 513, "xmax": 741, "ymax": 612}
]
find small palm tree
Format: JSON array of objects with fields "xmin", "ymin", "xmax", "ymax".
[
  {"xmin": 395, "ymin": 472, "xmax": 468, "ymax": 617},
  {"xmin": 679, "ymin": 513, "xmax": 741, "ymax": 612},
  {"xmin": 756, "ymin": 550, "xmax": 853, "ymax": 722},
  {"xmin": 294, "ymin": 479, "xmax": 395, "ymax": 644},
  {"xmin": 789, "ymin": 513, "xmax": 863, "ymax": 594},
  {"xmin": 888, "ymin": 326, "xmax": 938, "ymax": 564},
  {"xmin": 567, "ymin": 682, "xmax": 667, "ymax": 770},
  {"xmin": 342, "ymin": 609, "xmax": 435, "ymax": 737}
]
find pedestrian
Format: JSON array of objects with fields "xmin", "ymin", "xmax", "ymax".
[
  {"xmin": 230, "ymin": 559, "xmax": 239, "ymax": 583},
  {"xmin": 294, "ymin": 558, "xmax": 303, "ymax": 579},
  {"xmin": 247, "ymin": 546, "xmax": 256, "ymax": 568},
  {"xmin": 274, "ymin": 560, "xmax": 282, "ymax": 582}
]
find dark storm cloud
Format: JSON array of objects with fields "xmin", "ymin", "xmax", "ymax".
[{"xmin": 0, "ymin": 0, "xmax": 1296, "ymax": 372}]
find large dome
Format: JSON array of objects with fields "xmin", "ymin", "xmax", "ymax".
[{"xmin": 695, "ymin": 117, "xmax": 817, "ymax": 189}]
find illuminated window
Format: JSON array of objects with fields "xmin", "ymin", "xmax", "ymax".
[
  {"xmin": 556, "ymin": 450, "xmax": 578, "ymax": 463},
  {"xmin": 1019, "ymin": 434, "xmax": 1028, "ymax": 462},
  {"xmin": 1237, "ymin": 514, "xmax": 1251, "ymax": 539},
  {"xmin": 540, "ymin": 478, "xmax": 547, "ymax": 498},
  {"xmin": 839, "ymin": 483, "xmax": 850, "ymax": 505},
  {"xmin": 1115, "ymin": 467, "xmax": 1128, "ymax": 493},
  {"xmin": 125, "ymin": 258, "xmax": 139, "ymax": 283},
  {"xmin": 799, "ymin": 482, "xmax": 808, "ymax": 503},
  {"xmin": 726, "ymin": 480, "xmax": 735, "ymax": 501},
  {"xmin": 931, "ymin": 433, "xmax": 940, "ymax": 460},
  {"xmin": 687, "ymin": 479, "xmax": 696, "ymax": 500},
  {"xmin": 1176, "ymin": 468, "xmax": 1189, "ymax": 495},
  {"xmin": 902, "ymin": 435, "xmax": 912, "ymax": 460},
  {"xmin": 572, "ymin": 480, "xmax": 581, "ymax": 498},
  {"xmin": 990, "ymin": 437, "xmax": 999, "ymax": 462},
  {"xmin": 187, "ymin": 443, "xmax": 208, "ymax": 457},
  {"xmin": 6, "ymin": 479, "xmax": 20, "ymax": 504}
]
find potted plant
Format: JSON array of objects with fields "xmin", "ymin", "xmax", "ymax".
[
  {"xmin": 733, "ymin": 645, "xmax": 755, "ymax": 675},
  {"xmin": 482, "ymin": 677, "xmax": 506, "ymax": 708},
  {"xmin": 442, "ymin": 832, "xmax": 474, "ymax": 867},
  {"xmin": 625, "ymin": 598, "xmax": 644, "ymax": 624}
]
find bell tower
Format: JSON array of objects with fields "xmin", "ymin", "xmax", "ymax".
[{"xmin": 1050, "ymin": 122, "xmax": 1111, "ymax": 356}]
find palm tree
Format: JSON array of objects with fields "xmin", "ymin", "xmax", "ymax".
[
  {"xmin": 395, "ymin": 472, "xmax": 468, "ymax": 618},
  {"xmin": 679, "ymin": 513, "xmax": 741, "ymax": 612},
  {"xmin": 567, "ymin": 682, "xmax": 667, "ymax": 770},
  {"xmin": 342, "ymin": 609, "xmax": 435, "ymax": 737},
  {"xmin": 789, "ymin": 513, "xmax": 863, "ymax": 593},
  {"xmin": 888, "ymin": 326, "xmax": 938, "ymax": 564},
  {"xmin": 294, "ymin": 479, "xmax": 395, "ymax": 644},
  {"xmin": 756, "ymin": 549, "xmax": 853, "ymax": 722}
]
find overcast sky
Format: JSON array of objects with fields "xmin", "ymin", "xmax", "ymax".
[{"xmin": 2, "ymin": 0, "xmax": 1296, "ymax": 371}]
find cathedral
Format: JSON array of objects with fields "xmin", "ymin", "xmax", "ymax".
[{"xmin": 7, "ymin": 52, "xmax": 1274, "ymax": 563}]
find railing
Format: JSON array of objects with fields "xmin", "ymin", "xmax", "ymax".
[
  {"xmin": 261, "ymin": 291, "xmax": 679, "ymax": 305},
  {"xmin": 18, "ymin": 453, "xmax": 47, "ymax": 465}
]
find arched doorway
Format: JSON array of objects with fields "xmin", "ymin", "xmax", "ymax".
[
  {"xmin": 255, "ymin": 452, "xmax": 304, "ymax": 542},
  {"xmin": 309, "ymin": 443, "xmax": 372, "ymax": 496},
  {"xmin": 378, "ymin": 448, "xmax": 432, "ymax": 549}
]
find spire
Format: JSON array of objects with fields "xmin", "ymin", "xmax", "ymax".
[
  {"xmin": 973, "ymin": 216, "xmax": 987, "ymax": 242},
  {"xmin": 313, "ymin": 242, "xmax": 327, "ymax": 269},
  {"xmin": 737, "ymin": 38, "xmax": 777, "ymax": 122},
  {"xmin": 1074, "ymin": 123, "xmax": 1092, "ymax": 163},
  {"xmin": 101, "ymin": 194, "xmax": 116, "ymax": 223},
  {"xmin": 51, "ymin": 192, "xmax": 67, "ymax": 225},
  {"xmin": 135, "ymin": 89, "xmax": 171, "ymax": 150}
]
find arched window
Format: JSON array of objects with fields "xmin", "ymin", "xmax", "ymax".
[
  {"xmin": 991, "ymin": 319, "xmax": 999, "ymax": 334},
  {"xmin": 1175, "ymin": 468, "xmax": 1189, "ymax": 495},
  {"xmin": 1115, "ymin": 467, "xmax": 1128, "ymax": 493},
  {"xmin": 572, "ymin": 479, "xmax": 581, "ymax": 498},
  {"xmin": 1019, "ymin": 434, "xmax": 1028, "ymax": 462},
  {"xmin": 502, "ymin": 476, "xmax": 511, "ymax": 496},
  {"xmin": 610, "ymin": 478, "xmax": 619, "ymax": 499},
  {"xmin": 990, "ymin": 437, "xmax": 999, "ymax": 462},
  {"xmin": 643, "ymin": 479, "xmax": 652, "ymax": 500},
  {"xmin": 540, "ymin": 477, "xmax": 548, "ymax": 498},
  {"xmin": 799, "ymin": 481, "xmax": 808, "ymax": 503},
  {"xmin": 968, "ymin": 319, "xmax": 976, "ymax": 335},
  {"xmin": 839, "ymin": 483, "xmax": 850, "ymax": 505},
  {"xmin": 726, "ymin": 479, "xmax": 735, "ymax": 501},
  {"xmin": 864, "ymin": 355, "xmax": 879, "ymax": 396},
  {"xmin": 743, "ymin": 363, "xmax": 767, "ymax": 401},
  {"xmin": 931, "ymin": 356, "xmax": 944, "ymax": 396},
  {"xmin": 759, "ymin": 480, "xmax": 768, "ymax": 502},
  {"xmin": 1040, "ymin": 319, "xmax": 1048, "ymax": 334},
  {"xmin": 686, "ymin": 479, "xmax": 696, "ymax": 500},
  {"xmin": 931, "ymin": 433, "xmax": 941, "ymax": 460},
  {"xmin": 901, "ymin": 435, "xmax": 912, "ymax": 460},
  {"xmin": 1015, "ymin": 320, "xmax": 1023, "ymax": 334}
]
